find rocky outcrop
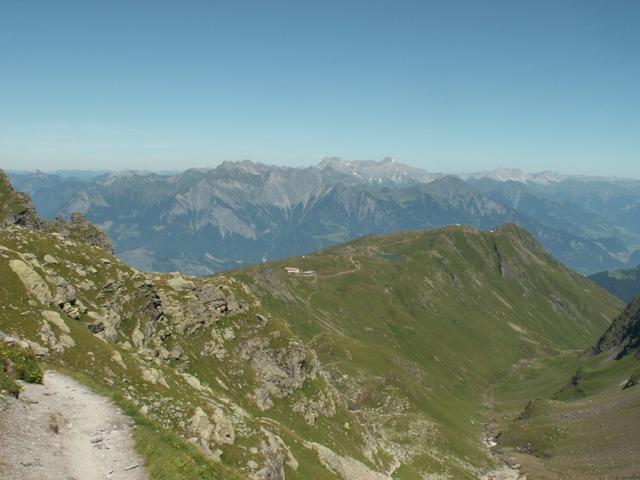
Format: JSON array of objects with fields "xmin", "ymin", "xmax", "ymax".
[
  {"xmin": 52, "ymin": 276, "xmax": 87, "ymax": 319},
  {"xmin": 87, "ymin": 310, "xmax": 121, "ymax": 342},
  {"xmin": 246, "ymin": 341, "xmax": 312, "ymax": 411},
  {"xmin": 253, "ymin": 429, "xmax": 298, "ymax": 480},
  {"xmin": 47, "ymin": 213, "xmax": 115, "ymax": 253},
  {"xmin": 141, "ymin": 367, "xmax": 169, "ymax": 388},
  {"xmin": 8, "ymin": 259, "xmax": 52, "ymax": 304},
  {"xmin": 292, "ymin": 389, "xmax": 338, "ymax": 425},
  {"xmin": 39, "ymin": 310, "xmax": 75, "ymax": 352},
  {"xmin": 593, "ymin": 296, "xmax": 640, "ymax": 359},
  {"xmin": 188, "ymin": 406, "xmax": 235, "ymax": 458},
  {"xmin": 623, "ymin": 370, "xmax": 640, "ymax": 390},
  {"xmin": 1, "ymin": 170, "xmax": 113, "ymax": 253},
  {"xmin": 0, "ymin": 170, "xmax": 43, "ymax": 229},
  {"xmin": 306, "ymin": 442, "xmax": 391, "ymax": 480},
  {"xmin": 160, "ymin": 278, "xmax": 245, "ymax": 335}
]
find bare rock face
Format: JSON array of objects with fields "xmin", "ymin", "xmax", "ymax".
[
  {"xmin": 307, "ymin": 442, "xmax": 391, "ymax": 480},
  {"xmin": 8, "ymin": 259, "xmax": 52, "ymax": 304},
  {"xmin": 254, "ymin": 435, "xmax": 285, "ymax": 480},
  {"xmin": 0, "ymin": 170, "xmax": 44, "ymax": 229},
  {"xmin": 1, "ymin": 170, "xmax": 114, "ymax": 253},
  {"xmin": 8, "ymin": 259, "xmax": 87, "ymax": 320},
  {"xmin": 52, "ymin": 276, "xmax": 76, "ymax": 305},
  {"xmin": 188, "ymin": 406, "xmax": 235, "ymax": 457},
  {"xmin": 161, "ymin": 280, "xmax": 245, "ymax": 335},
  {"xmin": 48, "ymin": 213, "xmax": 115, "ymax": 253},
  {"xmin": 166, "ymin": 276, "xmax": 196, "ymax": 291},
  {"xmin": 52, "ymin": 276, "xmax": 86, "ymax": 319},
  {"xmin": 39, "ymin": 310, "xmax": 75, "ymax": 352},
  {"xmin": 292, "ymin": 389, "xmax": 338, "ymax": 425},
  {"xmin": 247, "ymin": 341, "xmax": 312, "ymax": 410},
  {"xmin": 87, "ymin": 310, "xmax": 122, "ymax": 342},
  {"xmin": 593, "ymin": 296, "xmax": 640, "ymax": 359},
  {"xmin": 253, "ymin": 429, "xmax": 298, "ymax": 480},
  {"xmin": 141, "ymin": 367, "xmax": 169, "ymax": 388}
]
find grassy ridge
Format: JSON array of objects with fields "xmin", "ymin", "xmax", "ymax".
[{"xmin": 239, "ymin": 224, "xmax": 623, "ymax": 478}]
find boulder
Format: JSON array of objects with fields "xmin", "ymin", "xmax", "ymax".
[
  {"xmin": 86, "ymin": 310, "xmax": 121, "ymax": 342},
  {"xmin": 141, "ymin": 367, "xmax": 169, "ymax": 388},
  {"xmin": 43, "ymin": 254, "xmax": 58, "ymax": 265},
  {"xmin": 41, "ymin": 310, "xmax": 71, "ymax": 334},
  {"xmin": 189, "ymin": 406, "xmax": 235, "ymax": 457},
  {"xmin": 8, "ymin": 259, "xmax": 52, "ymax": 304},
  {"xmin": 167, "ymin": 277, "xmax": 196, "ymax": 292},
  {"xmin": 306, "ymin": 442, "xmax": 390, "ymax": 480},
  {"xmin": 26, "ymin": 340, "xmax": 49, "ymax": 357}
]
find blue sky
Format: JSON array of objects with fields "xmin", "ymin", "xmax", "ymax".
[{"xmin": 1, "ymin": 1, "xmax": 639, "ymax": 176}]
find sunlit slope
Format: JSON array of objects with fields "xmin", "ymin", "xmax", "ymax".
[{"xmin": 238, "ymin": 224, "xmax": 623, "ymax": 478}]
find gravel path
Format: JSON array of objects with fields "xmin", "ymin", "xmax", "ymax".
[{"xmin": 0, "ymin": 371, "xmax": 148, "ymax": 480}]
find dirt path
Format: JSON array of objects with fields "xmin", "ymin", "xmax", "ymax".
[
  {"xmin": 332, "ymin": 255, "xmax": 361, "ymax": 277},
  {"xmin": 0, "ymin": 371, "xmax": 148, "ymax": 480}
]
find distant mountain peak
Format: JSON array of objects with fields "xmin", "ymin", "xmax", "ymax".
[
  {"xmin": 461, "ymin": 168, "xmax": 567, "ymax": 184},
  {"xmin": 318, "ymin": 156, "xmax": 440, "ymax": 185},
  {"xmin": 101, "ymin": 169, "xmax": 153, "ymax": 186}
]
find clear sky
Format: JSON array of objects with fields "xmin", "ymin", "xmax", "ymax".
[{"xmin": 1, "ymin": 1, "xmax": 639, "ymax": 176}]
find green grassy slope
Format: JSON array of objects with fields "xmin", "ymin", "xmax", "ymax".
[
  {"xmin": 490, "ymin": 295, "xmax": 640, "ymax": 479},
  {"xmin": 237, "ymin": 224, "xmax": 624, "ymax": 478}
]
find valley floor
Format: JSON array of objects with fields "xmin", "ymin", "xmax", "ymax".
[{"xmin": 0, "ymin": 371, "xmax": 148, "ymax": 480}]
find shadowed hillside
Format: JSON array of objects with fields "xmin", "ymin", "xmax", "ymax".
[{"xmin": 590, "ymin": 265, "xmax": 640, "ymax": 303}]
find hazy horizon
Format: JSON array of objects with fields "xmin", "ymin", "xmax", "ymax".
[{"xmin": 4, "ymin": 156, "xmax": 640, "ymax": 181}]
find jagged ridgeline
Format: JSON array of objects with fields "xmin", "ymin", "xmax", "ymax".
[
  {"xmin": 0, "ymin": 171, "xmax": 626, "ymax": 479},
  {"xmin": 0, "ymin": 170, "xmax": 114, "ymax": 252},
  {"xmin": 10, "ymin": 162, "xmax": 640, "ymax": 276}
]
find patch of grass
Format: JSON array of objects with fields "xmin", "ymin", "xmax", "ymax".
[
  {"xmin": 0, "ymin": 341, "xmax": 43, "ymax": 382},
  {"xmin": 0, "ymin": 341, "xmax": 42, "ymax": 398},
  {"xmin": 0, "ymin": 371, "xmax": 20, "ymax": 397}
]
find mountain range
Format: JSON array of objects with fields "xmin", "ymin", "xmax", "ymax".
[
  {"xmin": 589, "ymin": 265, "xmax": 640, "ymax": 303},
  {"xmin": 7, "ymin": 159, "xmax": 640, "ymax": 276}
]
